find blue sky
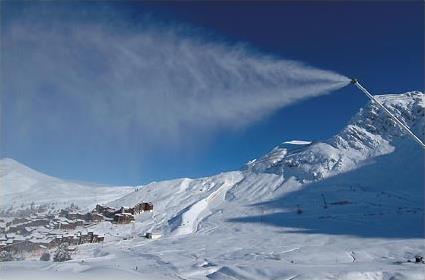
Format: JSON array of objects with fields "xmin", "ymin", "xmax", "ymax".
[{"xmin": 1, "ymin": 1, "xmax": 423, "ymax": 186}]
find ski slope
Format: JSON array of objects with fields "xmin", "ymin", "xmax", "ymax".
[{"xmin": 1, "ymin": 91, "xmax": 424, "ymax": 280}]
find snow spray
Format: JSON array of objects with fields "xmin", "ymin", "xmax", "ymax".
[{"xmin": 4, "ymin": 20, "xmax": 351, "ymax": 141}]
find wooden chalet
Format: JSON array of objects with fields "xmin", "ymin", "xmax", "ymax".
[{"xmin": 113, "ymin": 213, "xmax": 134, "ymax": 224}]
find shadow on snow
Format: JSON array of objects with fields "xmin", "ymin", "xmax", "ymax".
[{"xmin": 228, "ymin": 141, "xmax": 424, "ymax": 239}]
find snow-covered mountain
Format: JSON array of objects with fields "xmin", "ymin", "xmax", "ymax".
[
  {"xmin": 246, "ymin": 91, "xmax": 424, "ymax": 180},
  {"xmin": 0, "ymin": 158, "xmax": 134, "ymax": 211},
  {"xmin": 100, "ymin": 91, "xmax": 424, "ymax": 237},
  {"xmin": 1, "ymin": 91, "xmax": 424, "ymax": 280}
]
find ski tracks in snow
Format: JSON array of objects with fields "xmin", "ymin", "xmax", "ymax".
[{"xmin": 171, "ymin": 173, "xmax": 243, "ymax": 236}]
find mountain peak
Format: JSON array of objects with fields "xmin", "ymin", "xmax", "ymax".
[{"xmin": 246, "ymin": 91, "xmax": 424, "ymax": 182}]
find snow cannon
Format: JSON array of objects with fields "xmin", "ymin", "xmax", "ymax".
[{"xmin": 351, "ymin": 79, "xmax": 425, "ymax": 149}]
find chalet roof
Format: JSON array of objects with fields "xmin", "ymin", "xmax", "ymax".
[
  {"xmin": 33, "ymin": 237, "xmax": 54, "ymax": 245},
  {"xmin": 6, "ymin": 233, "xmax": 16, "ymax": 239},
  {"xmin": 14, "ymin": 235, "xmax": 26, "ymax": 241},
  {"xmin": 30, "ymin": 232, "xmax": 44, "ymax": 239},
  {"xmin": 10, "ymin": 222, "xmax": 26, "ymax": 228}
]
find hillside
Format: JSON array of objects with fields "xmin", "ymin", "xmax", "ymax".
[
  {"xmin": 0, "ymin": 91, "xmax": 424, "ymax": 280},
  {"xmin": 0, "ymin": 158, "xmax": 133, "ymax": 212},
  {"xmin": 100, "ymin": 91, "xmax": 424, "ymax": 238}
]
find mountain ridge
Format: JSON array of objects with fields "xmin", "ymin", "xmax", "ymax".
[{"xmin": 1, "ymin": 91, "xmax": 423, "ymax": 212}]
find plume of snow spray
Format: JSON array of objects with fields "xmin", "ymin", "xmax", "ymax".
[{"xmin": 2, "ymin": 20, "xmax": 350, "ymax": 144}]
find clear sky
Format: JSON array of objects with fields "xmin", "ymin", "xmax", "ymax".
[{"xmin": 1, "ymin": 1, "xmax": 423, "ymax": 186}]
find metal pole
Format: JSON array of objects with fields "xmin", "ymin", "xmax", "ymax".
[{"xmin": 351, "ymin": 79, "xmax": 425, "ymax": 149}]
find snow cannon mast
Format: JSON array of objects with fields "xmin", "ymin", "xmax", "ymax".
[{"xmin": 351, "ymin": 79, "xmax": 425, "ymax": 149}]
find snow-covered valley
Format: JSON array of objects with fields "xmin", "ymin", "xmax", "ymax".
[{"xmin": 0, "ymin": 91, "xmax": 424, "ymax": 280}]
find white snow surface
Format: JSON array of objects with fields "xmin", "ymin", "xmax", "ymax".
[
  {"xmin": 0, "ymin": 91, "xmax": 424, "ymax": 280},
  {"xmin": 0, "ymin": 159, "xmax": 134, "ymax": 211}
]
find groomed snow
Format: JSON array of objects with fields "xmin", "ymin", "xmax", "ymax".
[{"xmin": 1, "ymin": 92, "xmax": 424, "ymax": 280}]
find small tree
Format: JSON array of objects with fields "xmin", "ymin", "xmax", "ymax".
[
  {"xmin": 40, "ymin": 252, "xmax": 51, "ymax": 261},
  {"xmin": 53, "ymin": 243, "xmax": 71, "ymax": 262}
]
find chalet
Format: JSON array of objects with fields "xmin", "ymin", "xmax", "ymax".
[
  {"xmin": 65, "ymin": 211, "xmax": 104, "ymax": 223},
  {"xmin": 116, "ymin": 206, "xmax": 135, "ymax": 215},
  {"xmin": 95, "ymin": 204, "xmax": 117, "ymax": 218},
  {"xmin": 52, "ymin": 217, "xmax": 83, "ymax": 230},
  {"xmin": 8, "ymin": 238, "xmax": 41, "ymax": 253},
  {"xmin": 91, "ymin": 233, "xmax": 104, "ymax": 243},
  {"xmin": 74, "ymin": 219, "xmax": 85, "ymax": 227},
  {"xmin": 7, "ymin": 224, "xmax": 29, "ymax": 235},
  {"xmin": 50, "ymin": 237, "xmax": 62, "ymax": 248},
  {"xmin": 95, "ymin": 204, "xmax": 107, "ymax": 213},
  {"xmin": 5, "ymin": 233, "xmax": 15, "ymax": 241},
  {"xmin": 28, "ymin": 237, "xmax": 56, "ymax": 250},
  {"xmin": 27, "ymin": 218, "xmax": 50, "ymax": 227},
  {"xmin": 89, "ymin": 213, "xmax": 104, "ymax": 222},
  {"xmin": 79, "ymin": 232, "xmax": 94, "ymax": 244},
  {"xmin": 61, "ymin": 234, "xmax": 74, "ymax": 244},
  {"xmin": 7, "ymin": 218, "xmax": 50, "ymax": 234},
  {"xmin": 64, "ymin": 211, "xmax": 82, "ymax": 220},
  {"xmin": 113, "ymin": 213, "xmax": 134, "ymax": 224},
  {"xmin": 55, "ymin": 221, "xmax": 76, "ymax": 230},
  {"xmin": 104, "ymin": 209, "xmax": 116, "ymax": 219},
  {"xmin": 11, "ymin": 217, "xmax": 29, "ymax": 225},
  {"xmin": 133, "ymin": 203, "xmax": 144, "ymax": 214},
  {"xmin": 94, "ymin": 234, "xmax": 104, "ymax": 242},
  {"xmin": 133, "ymin": 202, "xmax": 154, "ymax": 213}
]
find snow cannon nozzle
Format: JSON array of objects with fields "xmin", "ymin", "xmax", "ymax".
[{"xmin": 350, "ymin": 78, "xmax": 358, "ymax": 85}]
